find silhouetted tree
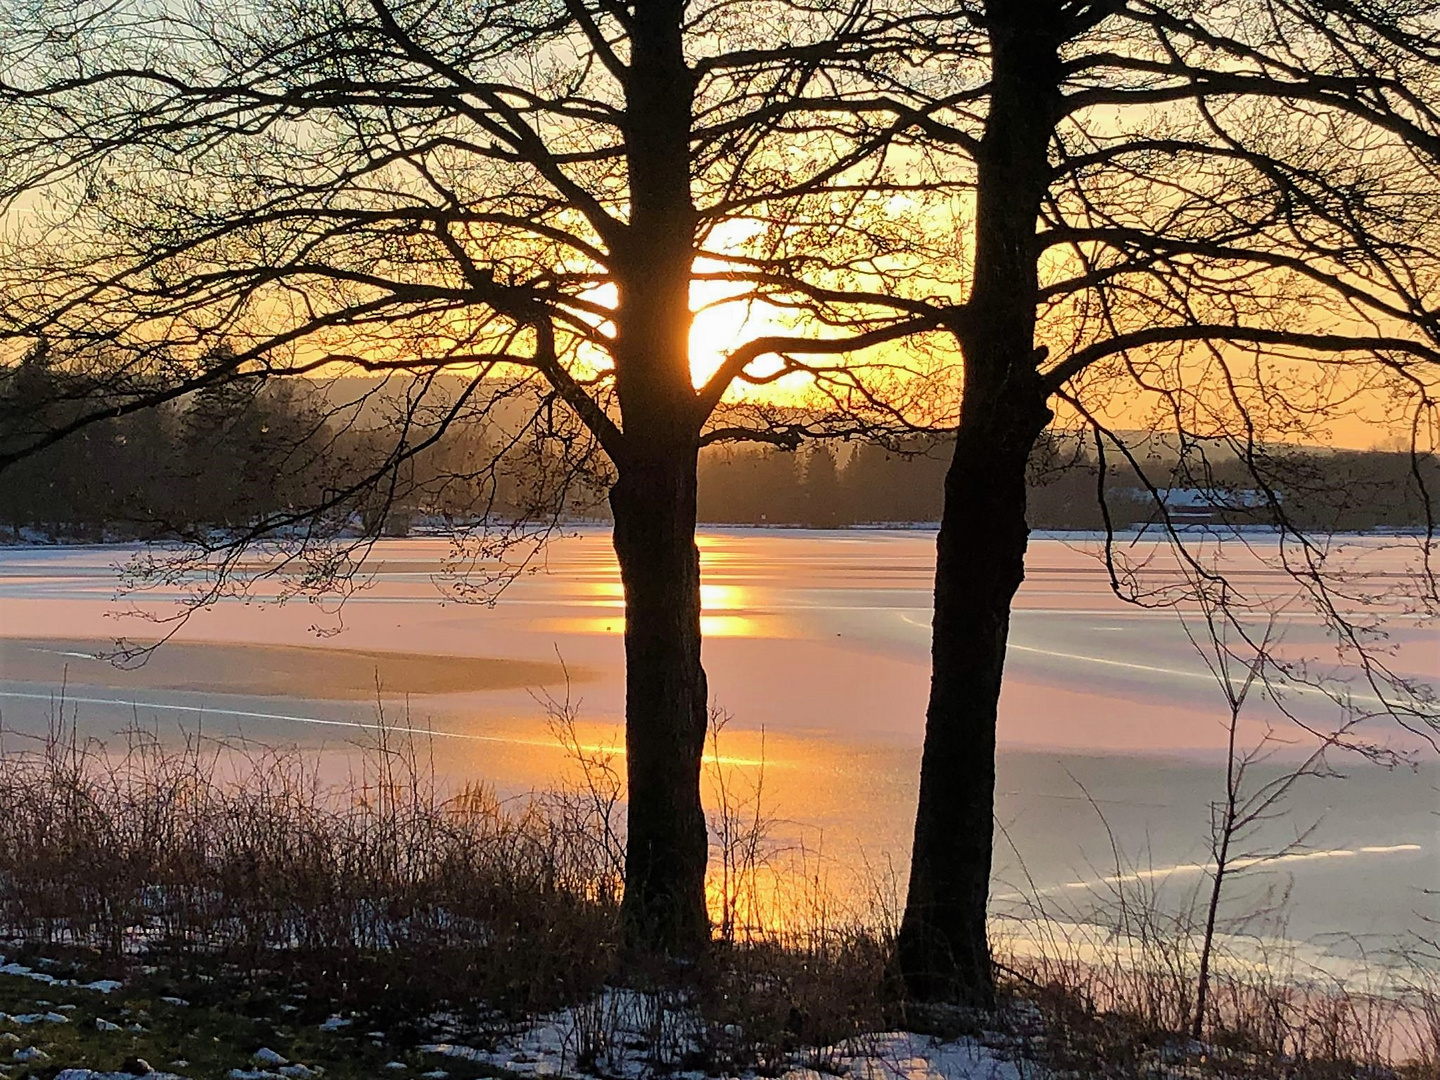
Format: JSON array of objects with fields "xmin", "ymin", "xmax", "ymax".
[
  {"xmin": 874, "ymin": 0, "xmax": 1440, "ymax": 1005},
  {"xmin": 0, "ymin": 0, "xmax": 937, "ymax": 952},
  {"xmin": 5, "ymin": 0, "xmax": 1437, "ymax": 998}
]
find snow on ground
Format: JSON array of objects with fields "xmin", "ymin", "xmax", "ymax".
[
  {"xmin": 421, "ymin": 1030, "xmax": 1021, "ymax": 1080},
  {"xmin": 786, "ymin": 1035, "xmax": 1022, "ymax": 1080},
  {"xmin": 420, "ymin": 1034, "xmax": 1022, "ymax": 1080},
  {"xmin": 421, "ymin": 992, "xmax": 1022, "ymax": 1080},
  {"xmin": 0, "ymin": 958, "xmax": 122, "ymax": 995}
]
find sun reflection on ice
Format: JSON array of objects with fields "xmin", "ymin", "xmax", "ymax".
[{"xmin": 542, "ymin": 579, "xmax": 778, "ymax": 637}]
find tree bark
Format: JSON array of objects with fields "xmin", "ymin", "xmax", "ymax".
[
  {"xmin": 606, "ymin": 0, "xmax": 710, "ymax": 955},
  {"xmin": 897, "ymin": 1, "xmax": 1062, "ymax": 1006},
  {"xmin": 611, "ymin": 445, "xmax": 711, "ymax": 955},
  {"xmin": 896, "ymin": 392, "xmax": 1048, "ymax": 1005}
]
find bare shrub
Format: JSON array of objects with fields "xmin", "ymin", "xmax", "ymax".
[
  {"xmin": 0, "ymin": 702, "xmax": 619, "ymax": 1017},
  {"xmin": 988, "ymin": 825, "xmax": 1440, "ymax": 1079}
]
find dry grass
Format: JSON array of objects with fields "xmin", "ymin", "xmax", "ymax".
[
  {"xmin": 0, "ymin": 704, "xmax": 621, "ymax": 1018},
  {"xmin": 0, "ymin": 699, "xmax": 1434, "ymax": 1079},
  {"xmin": 0, "ymin": 696, "xmax": 899, "ymax": 1074},
  {"xmin": 985, "ymin": 850, "xmax": 1440, "ymax": 1079}
]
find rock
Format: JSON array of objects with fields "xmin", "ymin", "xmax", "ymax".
[
  {"xmin": 12, "ymin": 1047, "xmax": 48, "ymax": 1063},
  {"xmin": 253, "ymin": 1049, "xmax": 289, "ymax": 1067},
  {"xmin": 96, "ymin": 1019, "xmax": 122, "ymax": 1032}
]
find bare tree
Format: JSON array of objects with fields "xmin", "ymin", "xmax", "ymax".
[
  {"xmin": 805, "ymin": 0, "xmax": 1440, "ymax": 1006},
  {"xmin": 6, "ymin": 0, "xmax": 1437, "ymax": 996},
  {"xmin": 1181, "ymin": 600, "xmax": 1339, "ymax": 1042},
  {"xmin": 0, "ymin": 0, "xmax": 946, "ymax": 953}
]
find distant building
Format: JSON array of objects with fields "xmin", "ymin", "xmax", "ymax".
[{"xmin": 1157, "ymin": 487, "xmax": 1277, "ymax": 526}]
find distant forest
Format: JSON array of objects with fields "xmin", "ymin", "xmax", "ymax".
[
  {"xmin": 698, "ymin": 441, "xmax": 1436, "ymax": 532},
  {"xmin": 2, "ymin": 368, "xmax": 1434, "ymax": 540}
]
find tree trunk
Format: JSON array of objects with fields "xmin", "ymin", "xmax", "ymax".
[
  {"xmin": 896, "ymin": 396, "xmax": 1047, "ymax": 1005},
  {"xmin": 607, "ymin": 0, "xmax": 707, "ymax": 954},
  {"xmin": 897, "ymin": 1, "xmax": 1062, "ymax": 1006},
  {"xmin": 611, "ymin": 444, "xmax": 711, "ymax": 955}
]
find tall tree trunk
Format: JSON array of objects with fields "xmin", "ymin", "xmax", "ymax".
[
  {"xmin": 897, "ymin": 0, "xmax": 1062, "ymax": 1005},
  {"xmin": 611, "ymin": 444, "xmax": 711, "ymax": 954},
  {"xmin": 608, "ymin": 0, "xmax": 708, "ymax": 954},
  {"xmin": 896, "ymin": 394, "xmax": 1048, "ymax": 1005}
]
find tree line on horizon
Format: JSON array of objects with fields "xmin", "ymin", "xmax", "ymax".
[
  {"xmin": 0, "ymin": 355, "xmax": 606, "ymax": 542},
  {"xmin": 3, "ymin": 361, "xmax": 1432, "ymax": 539},
  {"xmin": 698, "ymin": 441, "xmax": 1439, "ymax": 532}
]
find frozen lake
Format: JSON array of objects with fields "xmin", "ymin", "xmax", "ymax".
[{"xmin": 0, "ymin": 529, "xmax": 1435, "ymax": 978}]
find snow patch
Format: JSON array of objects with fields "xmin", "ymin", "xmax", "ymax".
[
  {"xmin": 793, "ymin": 1034, "xmax": 1023, "ymax": 1080},
  {"xmin": 0, "ymin": 963, "xmax": 58, "ymax": 985},
  {"xmin": 422, "ymin": 992, "xmax": 1023, "ymax": 1080},
  {"xmin": 0, "ymin": 959, "xmax": 122, "ymax": 997}
]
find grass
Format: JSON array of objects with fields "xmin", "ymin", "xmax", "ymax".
[{"xmin": 983, "ymin": 895, "xmax": 1440, "ymax": 1078}]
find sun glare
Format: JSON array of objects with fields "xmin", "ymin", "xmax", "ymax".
[
  {"xmin": 687, "ymin": 276, "xmax": 781, "ymax": 390},
  {"xmin": 544, "ymin": 578, "xmax": 772, "ymax": 638}
]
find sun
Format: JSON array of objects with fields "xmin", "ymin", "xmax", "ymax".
[{"xmin": 687, "ymin": 276, "xmax": 813, "ymax": 399}]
